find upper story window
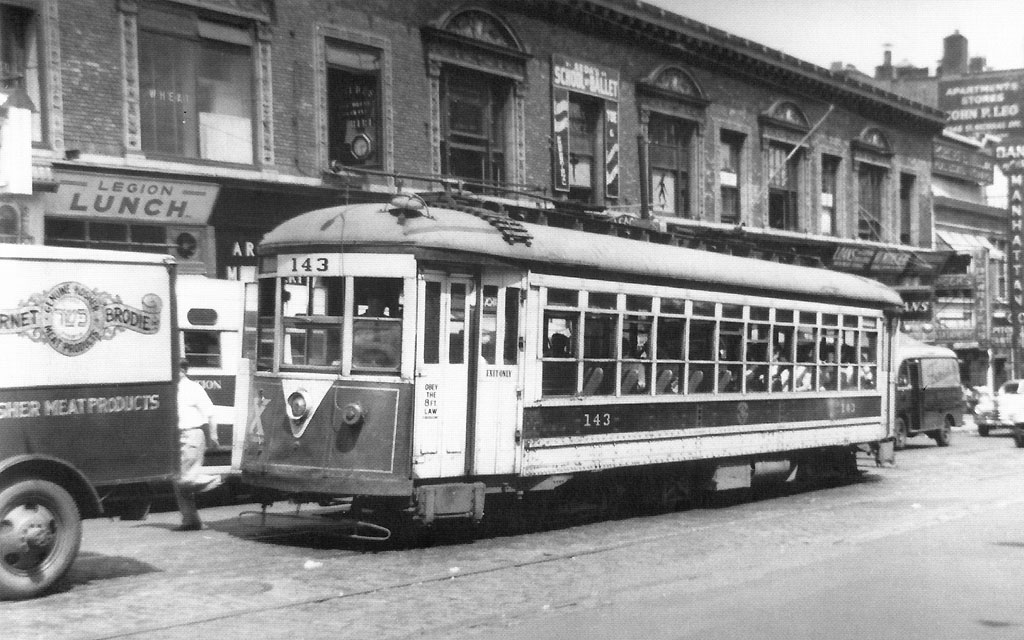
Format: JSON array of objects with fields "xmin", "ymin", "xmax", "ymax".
[
  {"xmin": 568, "ymin": 94, "xmax": 602, "ymax": 203},
  {"xmin": 899, "ymin": 173, "xmax": 915, "ymax": 244},
  {"xmin": 719, "ymin": 129, "xmax": 744, "ymax": 224},
  {"xmin": 138, "ymin": 6, "xmax": 254, "ymax": 164},
  {"xmin": 327, "ymin": 41, "xmax": 382, "ymax": 168},
  {"xmin": 767, "ymin": 141, "xmax": 801, "ymax": 231},
  {"xmin": 820, "ymin": 155, "xmax": 840, "ymax": 235},
  {"xmin": 858, "ymin": 163, "xmax": 886, "ymax": 241},
  {"xmin": 441, "ymin": 69, "xmax": 508, "ymax": 188},
  {"xmin": 1, "ymin": 3, "xmax": 43, "ymax": 143},
  {"xmin": 649, "ymin": 113, "xmax": 694, "ymax": 217}
]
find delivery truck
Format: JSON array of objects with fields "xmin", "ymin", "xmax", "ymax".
[{"xmin": 0, "ymin": 245, "xmax": 179, "ymax": 599}]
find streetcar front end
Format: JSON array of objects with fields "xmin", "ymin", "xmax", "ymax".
[{"xmin": 240, "ymin": 250, "xmax": 418, "ymax": 502}]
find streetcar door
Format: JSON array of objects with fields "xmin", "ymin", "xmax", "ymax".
[
  {"xmin": 414, "ymin": 273, "xmax": 474, "ymax": 478},
  {"xmin": 473, "ymin": 272, "xmax": 524, "ymax": 476}
]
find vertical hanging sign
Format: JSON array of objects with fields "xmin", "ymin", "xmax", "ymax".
[
  {"xmin": 605, "ymin": 102, "xmax": 619, "ymax": 199},
  {"xmin": 551, "ymin": 55, "xmax": 620, "ymax": 196},
  {"xmin": 552, "ymin": 88, "xmax": 571, "ymax": 193},
  {"xmin": 997, "ymin": 136, "xmax": 1024, "ymax": 374},
  {"xmin": 1009, "ymin": 170, "xmax": 1024, "ymax": 374}
]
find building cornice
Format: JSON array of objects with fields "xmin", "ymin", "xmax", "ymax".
[{"xmin": 507, "ymin": 0, "xmax": 948, "ymax": 132}]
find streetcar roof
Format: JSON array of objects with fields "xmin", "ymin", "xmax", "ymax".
[{"xmin": 261, "ymin": 202, "xmax": 903, "ymax": 308}]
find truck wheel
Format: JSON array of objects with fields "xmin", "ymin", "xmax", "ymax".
[
  {"xmin": 977, "ymin": 424, "xmax": 990, "ymax": 437},
  {"xmin": 1014, "ymin": 426, "xmax": 1024, "ymax": 449},
  {"xmin": 894, "ymin": 417, "xmax": 908, "ymax": 451},
  {"xmin": 0, "ymin": 479, "xmax": 81, "ymax": 600},
  {"xmin": 934, "ymin": 416, "xmax": 953, "ymax": 447}
]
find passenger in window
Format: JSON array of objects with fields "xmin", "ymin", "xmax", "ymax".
[
  {"xmin": 746, "ymin": 365, "xmax": 768, "ymax": 392},
  {"xmin": 770, "ymin": 347, "xmax": 792, "ymax": 391},
  {"xmin": 548, "ymin": 333, "xmax": 572, "ymax": 358},
  {"xmin": 794, "ymin": 345, "xmax": 814, "ymax": 390}
]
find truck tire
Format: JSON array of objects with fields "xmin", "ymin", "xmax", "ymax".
[
  {"xmin": 0, "ymin": 479, "xmax": 82, "ymax": 600},
  {"xmin": 1014, "ymin": 426, "xmax": 1024, "ymax": 449},
  {"xmin": 894, "ymin": 416, "xmax": 908, "ymax": 451},
  {"xmin": 977, "ymin": 423, "xmax": 990, "ymax": 437}
]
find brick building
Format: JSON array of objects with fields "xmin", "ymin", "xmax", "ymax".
[
  {"xmin": 2, "ymin": 0, "xmax": 949, "ymax": 295},
  {"xmin": 863, "ymin": 31, "xmax": 1020, "ymax": 386}
]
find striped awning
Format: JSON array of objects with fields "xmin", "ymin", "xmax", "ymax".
[{"xmin": 935, "ymin": 229, "xmax": 1004, "ymax": 260}]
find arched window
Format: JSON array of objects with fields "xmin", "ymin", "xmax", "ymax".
[
  {"xmin": 639, "ymin": 66, "xmax": 705, "ymax": 217},
  {"xmin": 444, "ymin": 9, "xmax": 520, "ymax": 49},
  {"xmin": 858, "ymin": 127, "xmax": 892, "ymax": 153},
  {"xmin": 651, "ymin": 66, "xmax": 703, "ymax": 99},
  {"xmin": 766, "ymin": 101, "xmax": 809, "ymax": 129},
  {"xmin": 425, "ymin": 8, "xmax": 528, "ymax": 189}
]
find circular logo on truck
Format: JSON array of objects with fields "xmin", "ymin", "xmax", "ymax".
[{"xmin": 1, "ymin": 282, "xmax": 162, "ymax": 357}]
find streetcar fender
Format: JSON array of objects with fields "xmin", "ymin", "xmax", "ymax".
[{"xmin": 0, "ymin": 455, "xmax": 103, "ymax": 518}]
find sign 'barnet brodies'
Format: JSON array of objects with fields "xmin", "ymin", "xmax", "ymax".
[{"xmin": 0, "ymin": 281, "xmax": 162, "ymax": 356}]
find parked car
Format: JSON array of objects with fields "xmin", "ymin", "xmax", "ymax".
[{"xmin": 975, "ymin": 380, "xmax": 1024, "ymax": 447}]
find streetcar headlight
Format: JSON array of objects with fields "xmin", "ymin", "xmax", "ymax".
[
  {"xmin": 286, "ymin": 391, "xmax": 309, "ymax": 421},
  {"xmin": 340, "ymin": 402, "xmax": 366, "ymax": 427}
]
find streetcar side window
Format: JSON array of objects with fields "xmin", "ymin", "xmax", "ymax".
[
  {"xmin": 584, "ymin": 310, "xmax": 617, "ymax": 395},
  {"xmin": 282, "ymin": 276, "xmax": 344, "ymax": 368},
  {"xmin": 542, "ymin": 309, "xmax": 579, "ymax": 396},
  {"xmin": 687, "ymin": 316, "xmax": 716, "ymax": 394},
  {"xmin": 352, "ymin": 277, "xmax": 403, "ymax": 372},
  {"xmin": 256, "ymin": 277, "xmax": 276, "ymax": 371},
  {"xmin": 537, "ymin": 285, "xmax": 881, "ymax": 399},
  {"xmin": 503, "ymin": 288, "xmax": 521, "ymax": 365}
]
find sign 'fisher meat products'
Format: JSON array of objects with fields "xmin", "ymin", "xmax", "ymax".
[{"xmin": 0, "ymin": 281, "xmax": 162, "ymax": 356}]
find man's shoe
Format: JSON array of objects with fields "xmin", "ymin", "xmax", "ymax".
[{"xmin": 176, "ymin": 522, "xmax": 204, "ymax": 531}]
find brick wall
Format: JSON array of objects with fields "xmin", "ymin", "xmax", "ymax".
[{"xmin": 49, "ymin": 0, "xmax": 938, "ymax": 246}]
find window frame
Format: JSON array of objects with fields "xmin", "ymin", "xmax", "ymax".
[
  {"xmin": 325, "ymin": 38, "xmax": 384, "ymax": 169},
  {"xmin": 136, "ymin": 5, "xmax": 257, "ymax": 164},
  {"xmin": 536, "ymin": 281, "xmax": 883, "ymax": 400},
  {"xmin": 0, "ymin": 1, "xmax": 46, "ymax": 144},
  {"xmin": 648, "ymin": 112, "xmax": 694, "ymax": 217},
  {"xmin": 440, "ymin": 68, "xmax": 509, "ymax": 188},
  {"xmin": 719, "ymin": 129, "xmax": 744, "ymax": 224},
  {"xmin": 316, "ymin": 25, "xmax": 393, "ymax": 177}
]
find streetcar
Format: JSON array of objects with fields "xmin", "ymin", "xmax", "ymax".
[{"xmin": 240, "ymin": 194, "xmax": 902, "ymax": 534}]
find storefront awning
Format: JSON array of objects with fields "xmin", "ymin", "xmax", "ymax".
[{"xmin": 935, "ymin": 229, "xmax": 1004, "ymax": 260}]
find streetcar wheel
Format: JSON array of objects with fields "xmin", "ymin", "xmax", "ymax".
[
  {"xmin": 934, "ymin": 416, "xmax": 953, "ymax": 447},
  {"xmin": 0, "ymin": 479, "xmax": 81, "ymax": 600},
  {"xmin": 977, "ymin": 424, "xmax": 990, "ymax": 437},
  {"xmin": 893, "ymin": 417, "xmax": 908, "ymax": 451}
]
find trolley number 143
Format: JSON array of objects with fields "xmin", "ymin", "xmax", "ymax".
[
  {"xmin": 282, "ymin": 254, "xmax": 337, "ymax": 275},
  {"xmin": 583, "ymin": 412, "xmax": 614, "ymax": 428}
]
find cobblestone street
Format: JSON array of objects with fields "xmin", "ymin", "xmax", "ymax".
[{"xmin": 4, "ymin": 426, "xmax": 1022, "ymax": 640}]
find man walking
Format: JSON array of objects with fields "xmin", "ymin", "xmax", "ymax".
[{"xmin": 174, "ymin": 359, "xmax": 221, "ymax": 530}]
